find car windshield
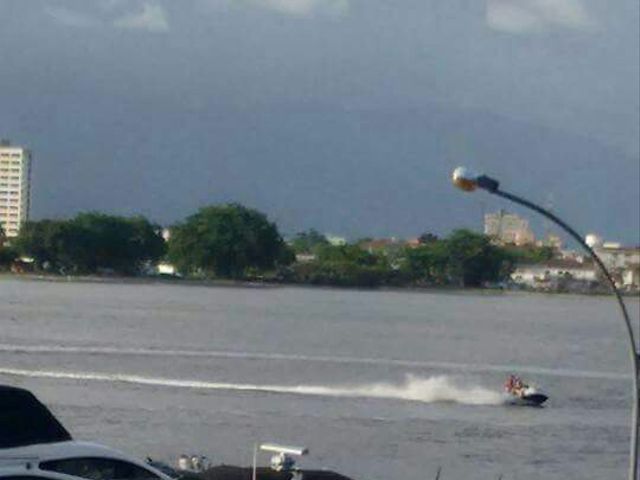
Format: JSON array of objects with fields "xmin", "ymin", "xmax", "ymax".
[{"xmin": 40, "ymin": 458, "xmax": 160, "ymax": 480}]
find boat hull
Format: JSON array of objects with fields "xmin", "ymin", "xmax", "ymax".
[{"xmin": 506, "ymin": 392, "xmax": 548, "ymax": 407}]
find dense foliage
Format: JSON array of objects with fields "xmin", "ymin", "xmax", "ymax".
[
  {"xmin": 401, "ymin": 240, "xmax": 449, "ymax": 285},
  {"xmin": 443, "ymin": 229, "xmax": 510, "ymax": 286},
  {"xmin": 14, "ymin": 213, "xmax": 165, "ymax": 274},
  {"xmin": 5, "ymin": 204, "xmax": 545, "ymax": 288},
  {"xmin": 290, "ymin": 229, "xmax": 329, "ymax": 254},
  {"xmin": 503, "ymin": 245, "xmax": 555, "ymax": 264},
  {"xmin": 167, "ymin": 203, "xmax": 293, "ymax": 278},
  {"xmin": 0, "ymin": 245, "xmax": 17, "ymax": 270},
  {"xmin": 285, "ymin": 229, "xmax": 514, "ymax": 288},
  {"xmin": 286, "ymin": 244, "xmax": 392, "ymax": 287}
]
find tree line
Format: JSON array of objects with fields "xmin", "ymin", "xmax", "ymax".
[
  {"xmin": 0, "ymin": 203, "xmax": 552, "ymax": 287},
  {"xmin": 285, "ymin": 229, "xmax": 522, "ymax": 288},
  {"xmin": 0, "ymin": 204, "xmax": 292, "ymax": 277}
]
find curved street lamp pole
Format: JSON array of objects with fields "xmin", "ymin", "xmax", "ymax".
[{"xmin": 452, "ymin": 167, "xmax": 639, "ymax": 480}]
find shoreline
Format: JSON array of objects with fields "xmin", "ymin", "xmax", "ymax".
[{"xmin": 1, "ymin": 272, "xmax": 638, "ymax": 298}]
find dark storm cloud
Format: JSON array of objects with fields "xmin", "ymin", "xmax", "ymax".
[{"xmin": 0, "ymin": 0, "xmax": 637, "ymax": 242}]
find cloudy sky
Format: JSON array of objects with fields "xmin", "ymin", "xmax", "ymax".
[{"xmin": 0, "ymin": 0, "xmax": 638, "ymax": 243}]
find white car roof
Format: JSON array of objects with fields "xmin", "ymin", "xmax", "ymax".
[
  {"xmin": 0, "ymin": 441, "xmax": 136, "ymax": 464},
  {"xmin": 0, "ymin": 441, "xmax": 173, "ymax": 480},
  {"xmin": 0, "ymin": 466, "xmax": 74, "ymax": 480}
]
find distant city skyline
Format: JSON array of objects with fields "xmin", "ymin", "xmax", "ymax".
[{"xmin": 1, "ymin": 1, "xmax": 638, "ymax": 244}]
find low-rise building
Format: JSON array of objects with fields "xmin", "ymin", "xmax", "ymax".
[
  {"xmin": 593, "ymin": 244, "xmax": 640, "ymax": 271},
  {"xmin": 156, "ymin": 262, "xmax": 178, "ymax": 276},
  {"xmin": 511, "ymin": 259, "xmax": 598, "ymax": 290},
  {"xmin": 405, "ymin": 238, "xmax": 421, "ymax": 248},
  {"xmin": 325, "ymin": 235, "xmax": 347, "ymax": 246},
  {"xmin": 621, "ymin": 264, "xmax": 639, "ymax": 290},
  {"xmin": 537, "ymin": 234, "xmax": 562, "ymax": 250},
  {"xmin": 359, "ymin": 238, "xmax": 397, "ymax": 253},
  {"xmin": 295, "ymin": 253, "xmax": 316, "ymax": 263}
]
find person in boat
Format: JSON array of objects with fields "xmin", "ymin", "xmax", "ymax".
[{"xmin": 504, "ymin": 375, "xmax": 526, "ymax": 397}]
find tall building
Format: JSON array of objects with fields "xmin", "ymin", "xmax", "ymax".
[
  {"xmin": 0, "ymin": 141, "xmax": 32, "ymax": 238},
  {"xmin": 484, "ymin": 210, "xmax": 535, "ymax": 246}
]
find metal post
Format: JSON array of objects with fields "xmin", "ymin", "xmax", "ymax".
[{"xmin": 252, "ymin": 443, "xmax": 258, "ymax": 480}]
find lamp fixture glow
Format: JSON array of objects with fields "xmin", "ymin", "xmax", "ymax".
[
  {"xmin": 451, "ymin": 167, "xmax": 478, "ymax": 191},
  {"xmin": 451, "ymin": 166, "xmax": 500, "ymax": 193}
]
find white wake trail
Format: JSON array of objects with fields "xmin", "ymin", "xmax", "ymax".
[
  {"xmin": 0, "ymin": 343, "xmax": 626, "ymax": 380},
  {"xmin": 320, "ymin": 374, "xmax": 504, "ymax": 405},
  {"xmin": 0, "ymin": 367, "xmax": 502, "ymax": 406}
]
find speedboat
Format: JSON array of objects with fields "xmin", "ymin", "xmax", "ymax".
[
  {"xmin": 503, "ymin": 375, "xmax": 548, "ymax": 407},
  {"xmin": 504, "ymin": 385, "xmax": 548, "ymax": 406}
]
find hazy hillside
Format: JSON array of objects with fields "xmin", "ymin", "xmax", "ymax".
[{"xmin": 4, "ymin": 98, "xmax": 639, "ymax": 243}]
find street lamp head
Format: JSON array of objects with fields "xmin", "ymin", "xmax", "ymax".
[
  {"xmin": 451, "ymin": 167, "xmax": 478, "ymax": 192},
  {"xmin": 451, "ymin": 167, "xmax": 500, "ymax": 193}
]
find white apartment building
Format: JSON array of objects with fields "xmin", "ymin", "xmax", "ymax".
[{"xmin": 0, "ymin": 142, "xmax": 32, "ymax": 238}]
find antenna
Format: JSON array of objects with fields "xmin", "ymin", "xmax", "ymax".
[{"xmin": 252, "ymin": 443, "xmax": 308, "ymax": 478}]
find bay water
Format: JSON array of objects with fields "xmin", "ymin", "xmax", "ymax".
[{"xmin": 1, "ymin": 278, "xmax": 638, "ymax": 479}]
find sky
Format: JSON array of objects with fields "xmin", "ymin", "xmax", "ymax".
[{"xmin": 0, "ymin": 0, "xmax": 638, "ymax": 243}]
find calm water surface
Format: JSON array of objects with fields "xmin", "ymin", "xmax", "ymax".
[{"xmin": 1, "ymin": 278, "xmax": 639, "ymax": 479}]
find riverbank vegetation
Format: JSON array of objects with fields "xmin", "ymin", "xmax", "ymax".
[
  {"xmin": 0, "ymin": 203, "xmax": 555, "ymax": 288},
  {"xmin": 283, "ymin": 229, "xmax": 517, "ymax": 288},
  {"xmin": 6, "ymin": 213, "xmax": 165, "ymax": 275}
]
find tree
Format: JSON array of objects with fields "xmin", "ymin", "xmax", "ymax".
[
  {"xmin": 290, "ymin": 229, "xmax": 329, "ymax": 254},
  {"xmin": 316, "ymin": 244, "xmax": 380, "ymax": 266},
  {"xmin": 15, "ymin": 214, "xmax": 166, "ymax": 274},
  {"xmin": 401, "ymin": 241, "xmax": 449, "ymax": 284},
  {"xmin": 127, "ymin": 216, "xmax": 167, "ymax": 270},
  {"xmin": 0, "ymin": 245, "xmax": 17, "ymax": 270},
  {"xmin": 69, "ymin": 213, "xmax": 165, "ymax": 274},
  {"xmin": 503, "ymin": 245, "xmax": 555, "ymax": 264},
  {"xmin": 285, "ymin": 244, "xmax": 391, "ymax": 287},
  {"xmin": 444, "ymin": 229, "xmax": 510, "ymax": 287},
  {"xmin": 13, "ymin": 220, "xmax": 69, "ymax": 271},
  {"xmin": 167, "ymin": 203, "xmax": 292, "ymax": 278},
  {"xmin": 418, "ymin": 232, "xmax": 439, "ymax": 245}
]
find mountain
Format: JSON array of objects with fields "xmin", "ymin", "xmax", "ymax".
[{"xmin": 2, "ymin": 97, "xmax": 638, "ymax": 243}]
